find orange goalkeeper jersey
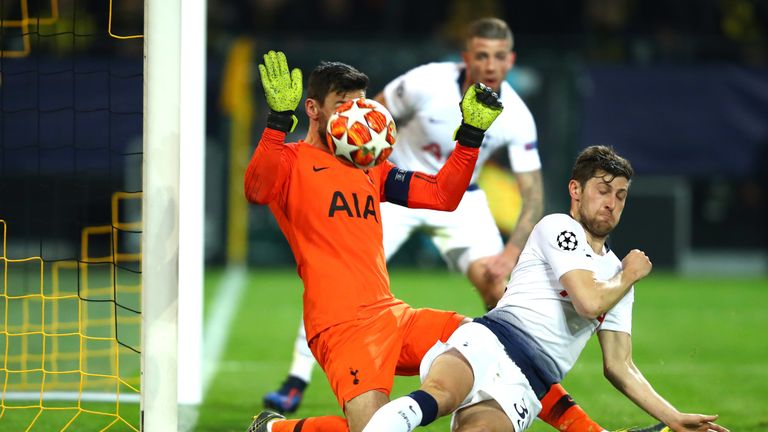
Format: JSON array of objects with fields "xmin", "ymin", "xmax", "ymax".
[{"xmin": 245, "ymin": 128, "xmax": 478, "ymax": 340}]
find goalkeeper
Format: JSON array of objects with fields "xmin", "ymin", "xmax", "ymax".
[{"xmin": 245, "ymin": 50, "xmax": 501, "ymax": 432}]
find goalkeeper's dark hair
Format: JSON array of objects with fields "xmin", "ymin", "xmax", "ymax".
[
  {"xmin": 466, "ymin": 17, "xmax": 514, "ymax": 49},
  {"xmin": 571, "ymin": 145, "xmax": 634, "ymax": 187},
  {"xmin": 307, "ymin": 61, "xmax": 369, "ymax": 102}
]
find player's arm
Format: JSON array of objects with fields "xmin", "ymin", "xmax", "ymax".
[
  {"xmin": 482, "ymin": 169, "xmax": 543, "ymax": 283},
  {"xmin": 560, "ymin": 249, "xmax": 651, "ymax": 320},
  {"xmin": 506, "ymin": 169, "xmax": 543, "ymax": 260},
  {"xmin": 244, "ymin": 130, "xmax": 297, "ymax": 204},
  {"xmin": 381, "ymin": 144, "xmax": 477, "ymax": 211},
  {"xmin": 244, "ymin": 50, "xmax": 302, "ymax": 205},
  {"xmin": 598, "ymin": 330, "xmax": 729, "ymax": 432},
  {"xmin": 380, "ymin": 83, "xmax": 502, "ymax": 210}
]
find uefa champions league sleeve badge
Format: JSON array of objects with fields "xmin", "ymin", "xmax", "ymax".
[{"xmin": 556, "ymin": 230, "xmax": 578, "ymax": 251}]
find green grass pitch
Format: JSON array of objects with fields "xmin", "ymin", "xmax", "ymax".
[{"xmin": 195, "ymin": 268, "xmax": 768, "ymax": 432}]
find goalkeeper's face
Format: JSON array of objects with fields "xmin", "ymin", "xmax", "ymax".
[
  {"xmin": 462, "ymin": 37, "xmax": 514, "ymax": 93},
  {"xmin": 572, "ymin": 172, "xmax": 629, "ymax": 239},
  {"xmin": 314, "ymin": 89, "xmax": 366, "ymax": 147}
]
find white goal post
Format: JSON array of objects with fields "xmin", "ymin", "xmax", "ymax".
[
  {"xmin": 178, "ymin": 0, "xmax": 207, "ymax": 410},
  {"xmin": 142, "ymin": 0, "xmax": 206, "ymax": 430}
]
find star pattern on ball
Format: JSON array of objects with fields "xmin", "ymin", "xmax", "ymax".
[
  {"xmin": 333, "ymin": 131, "xmax": 360, "ymax": 162},
  {"xmin": 332, "ymin": 101, "xmax": 374, "ymax": 162},
  {"xmin": 369, "ymin": 125, "xmax": 390, "ymax": 151},
  {"xmin": 556, "ymin": 230, "xmax": 578, "ymax": 251}
]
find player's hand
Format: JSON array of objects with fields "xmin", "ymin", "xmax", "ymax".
[
  {"xmin": 620, "ymin": 249, "xmax": 652, "ymax": 284},
  {"xmin": 479, "ymin": 253, "xmax": 516, "ymax": 310},
  {"xmin": 483, "ymin": 246, "xmax": 521, "ymax": 286},
  {"xmin": 666, "ymin": 413, "xmax": 728, "ymax": 432},
  {"xmin": 258, "ymin": 50, "xmax": 302, "ymax": 133},
  {"xmin": 454, "ymin": 82, "xmax": 503, "ymax": 148},
  {"xmin": 460, "ymin": 82, "xmax": 503, "ymax": 131},
  {"xmin": 259, "ymin": 50, "xmax": 302, "ymax": 112}
]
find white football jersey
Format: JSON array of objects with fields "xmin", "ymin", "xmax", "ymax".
[
  {"xmin": 382, "ymin": 62, "xmax": 540, "ymax": 183},
  {"xmin": 496, "ymin": 213, "xmax": 634, "ymax": 377}
]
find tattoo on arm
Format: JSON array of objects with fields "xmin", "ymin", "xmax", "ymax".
[{"xmin": 510, "ymin": 170, "xmax": 544, "ymax": 249}]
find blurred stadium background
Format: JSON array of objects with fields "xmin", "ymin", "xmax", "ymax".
[{"xmin": 1, "ymin": 0, "xmax": 767, "ymax": 431}]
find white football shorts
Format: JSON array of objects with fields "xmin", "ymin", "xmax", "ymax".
[
  {"xmin": 381, "ymin": 188, "xmax": 504, "ymax": 274},
  {"xmin": 420, "ymin": 322, "xmax": 541, "ymax": 432}
]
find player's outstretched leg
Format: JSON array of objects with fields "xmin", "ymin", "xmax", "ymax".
[
  {"xmin": 263, "ymin": 320, "xmax": 315, "ymax": 413},
  {"xmin": 246, "ymin": 411, "xmax": 348, "ymax": 432},
  {"xmin": 538, "ymin": 383, "xmax": 606, "ymax": 431}
]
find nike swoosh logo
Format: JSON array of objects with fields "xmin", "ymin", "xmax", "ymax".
[{"xmin": 313, "ymin": 166, "xmax": 329, "ymax": 172}]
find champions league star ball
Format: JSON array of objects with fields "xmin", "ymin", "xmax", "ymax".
[{"xmin": 326, "ymin": 98, "xmax": 396, "ymax": 169}]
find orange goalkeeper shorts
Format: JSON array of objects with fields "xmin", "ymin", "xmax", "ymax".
[{"xmin": 308, "ymin": 301, "xmax": 464, "ymax": 409}]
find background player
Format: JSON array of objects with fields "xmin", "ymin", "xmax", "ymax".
[
  {"xmin": 362, "ymin": 146, "xmax": 729, "ymax": 432},
  {"xmin": 246, "ymin": 50, "xmax": 503, "ymax": 432},
  {"xmin": 376, "ymin": 16, "xmax": 542, "ymax": 308}
]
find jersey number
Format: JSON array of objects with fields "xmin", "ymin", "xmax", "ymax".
[{"xmin": 514, "ymin": 401, "xmax": 530, "ymax": 430}]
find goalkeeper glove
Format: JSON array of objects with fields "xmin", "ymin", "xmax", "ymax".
[
  {"xmin": 258, "ymin": 50, "xmax": 303, "ymax": 133},
  {"xmin": 454, "ymin": 82, "xmax": 503, "ymax": 148}
]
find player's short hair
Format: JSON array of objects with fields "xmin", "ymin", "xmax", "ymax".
[
  {"xmin": 307, "ymin": 61, "xmax": 369, "ymax": 103},
  {"xmin": 571, "ymin": 145, "xmax": 634, "ymax": 186},
  {"xmin": 466, "ymin": 17, "xmax": 514, "ymax": 49}
]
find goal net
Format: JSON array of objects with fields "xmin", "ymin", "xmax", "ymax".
[{"xmin": 1, "ymin": 0, "xmax": 144, "ymax": 430}]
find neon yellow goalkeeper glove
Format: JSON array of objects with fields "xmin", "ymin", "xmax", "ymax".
[
  {"xmin": 258, "ymin": 50, "xmax": 303, "ymax": 133},
  {"xmin": 454, "ymin": 82, "xmax": 503, "ymax": 148}
]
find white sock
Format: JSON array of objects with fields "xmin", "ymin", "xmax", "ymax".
[
  {"xmin": 288, "ymin": 319, "xmax": 315, "ymax": 383},
  {"xmin": 362, "ymin": 396, "xmax": 422, "ymax": 432}
]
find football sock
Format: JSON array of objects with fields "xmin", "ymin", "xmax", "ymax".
[
  {"xmin": 288, "ymin": 320, "xmax": 315, "ymax": 383},
  {"xmin": 270, "ymin": 416, "xmax": 348, "ymax": 432},
  {"xmin": 538, "ymin": 384, "xmax": 604, "ymax": 432},
  {"xmin": 362, "ymin": 393, "xmax": 434, "ymax": 432},
  {"xmin": 409, "ymin": 390, "xmax": 438, "ymax": 426}
]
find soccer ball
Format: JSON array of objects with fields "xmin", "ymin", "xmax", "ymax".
[{"xmin": 326, "ymin": 98, "xmax": 396, "ymax": 169}]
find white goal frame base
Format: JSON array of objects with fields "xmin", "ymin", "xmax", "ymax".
[{"xmin": 3, "ymin": 391, "xmax": 140, "ymax": 403}]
